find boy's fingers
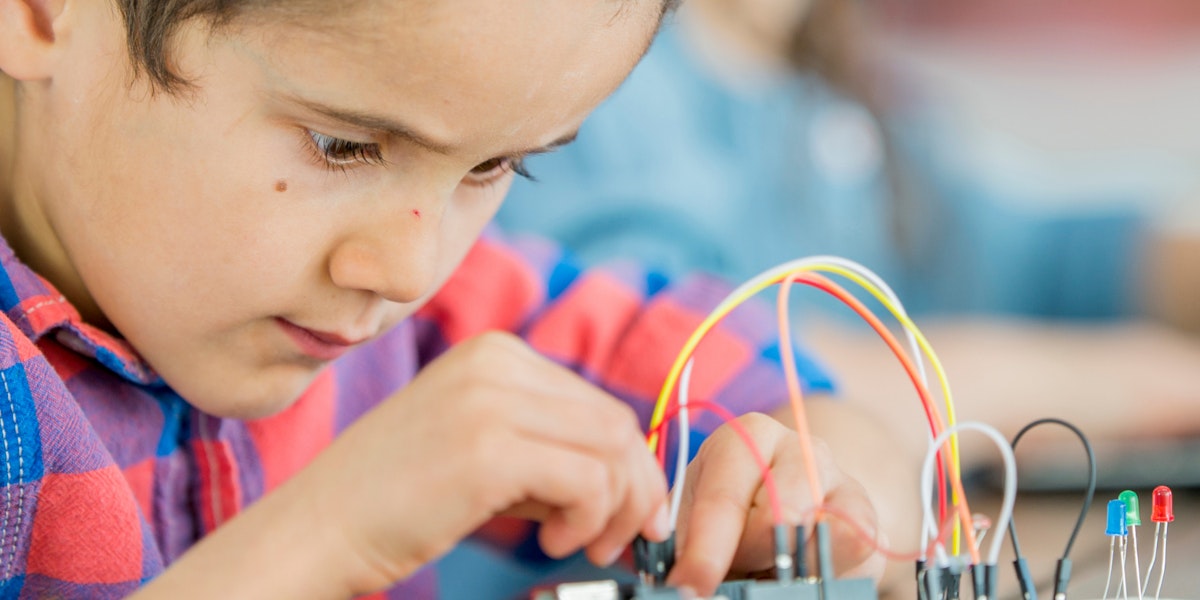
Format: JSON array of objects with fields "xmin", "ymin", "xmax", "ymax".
[
  {"xmin": 496, "ymin": 437, "xmax": 615, "ymax": 558},
  {"xmin": 500, "ymin": 500, "xmax": 549, "ymax": 522},
  {"xmin": 585, "ymin": 443, "xmax": 669, "ymax": 565},
  {"xmin": 668, "ymin": 418, "xmax": 784, "ymax": 594},
  {"xmin": 668, "ymin": 489, "xmax": 748, "ymax": 595},
  {"xmin": 487, "ymin": 348, "xmax": 651, "ymax": 458},
  {"xmin": 726, "ymin": 430, "xmax": 827, "ymax": 575}
]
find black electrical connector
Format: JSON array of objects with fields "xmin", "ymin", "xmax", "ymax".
[
  {"xmin": 795, "ymin": 525, "xmax": 809, "ymax": 579},
  {"xmin": 921, "ymin": 566, "xmax": 945, "ymax": 600},
  {"xmin": 773, "ymin": 524, "xmax": 794, "ymax": 582},
  {"xmin": 1013, "ymin": 557, "xmax": 1036, "ymax": 600},
  {"xmin": 916, "ymin": 559, "xmax": 928, "ymax": 600},
  {"xmin": 943, "ymin": 561, "xmax": 963, "ymax": 600},
  {"xmin": 1052, "ymin": 558, "xmax": 1072, "ymax": 600},
  {"xmin": 982, "ymin": 564, "xmax": 997, "ymax": 600},
  {"xmin": 816, "ymin": 521, "xmax": 834, "ymax": 600},
  {"xmin": 971, "ymin": 564, "xmax": 986, "ymax": 600},
  {"xmin": 633, "ymin": 533, "xmax": 675, "ymax": 586}
]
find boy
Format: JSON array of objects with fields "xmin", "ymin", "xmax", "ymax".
[{"xmin": 0, "ymin": 0, "xmax": 896, "ymax": 597}]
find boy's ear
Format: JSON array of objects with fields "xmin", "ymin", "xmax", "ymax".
[{"xmin": 0, "ymin": 0, "xmax": 69, "ymax": 81}]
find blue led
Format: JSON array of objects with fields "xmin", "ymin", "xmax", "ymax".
[{"xmin": 1106, "ymin": 499, "xmax": 1127, "ymax": 536}]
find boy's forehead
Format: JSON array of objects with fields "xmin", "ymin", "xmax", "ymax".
[{"xmin": 236, "ymin": 0, "xmax": 663, "ymax": 153}]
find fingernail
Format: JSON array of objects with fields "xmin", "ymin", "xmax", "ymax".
[
  {"xmin": 652, "ymin": 503, "xmax": 671, "ymax": 540},
  {"xmin": 603, "ymin": 546, "xmax": 623, "ymax": 567},
  {"xmin": 676, "ymin": 585, "xmax": 697, "ymax": 599}
]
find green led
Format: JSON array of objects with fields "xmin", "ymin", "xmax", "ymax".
[{"xmin": 1119, "ymin": 490, "xmax": 1141, "ymax": 526}]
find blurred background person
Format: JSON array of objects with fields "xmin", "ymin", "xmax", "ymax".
[{"xmin": 495, "ymin": 0, "xmax": 1200, "ymax": 470}]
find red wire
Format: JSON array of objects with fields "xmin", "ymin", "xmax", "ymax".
[
  {"xmin": 796, "ymin": 504, "xmax": 959, "ymax": 563},
  {"xmin": 789, "ymin": 273, "xmax": 980, "ymax": 564},
  {"xmin": 648, "ymin": 399, "xmax": 784, "ymax": 526}
]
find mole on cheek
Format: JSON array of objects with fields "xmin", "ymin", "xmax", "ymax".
[{"xmin": 275, "ymin": 180, "xmax": 288, "ymax": 193}]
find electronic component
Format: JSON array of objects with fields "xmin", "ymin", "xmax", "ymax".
[
  {"xmin": 1145, "ymin": 485, "xmax": 1174, "ymax": 599},
  {"xmin": 554, "ymin": 257, "xmax": 1181, "ymax": 600},
  {"xmin": 1006, "ymin": 418, "xmax": 1097, "ymax": 600},
  {"xmin": 538, "ymin": 521, "xmax": 876, "ymax": 600},
  {"xmin": 633, "ymin": 534, "xmax": 675, "ymax": 586},
  {"xmin": 1119, "ymin": 490, "xmax": 1144, "ymax": 598},
  {"xmin": 1102, "ymin": 499, "xmax": 1129, "ymax": 600}
]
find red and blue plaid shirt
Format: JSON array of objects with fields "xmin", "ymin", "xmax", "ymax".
[{"xmin": 0, "ymin": 231, "xmax": 831, "ymax": 598}]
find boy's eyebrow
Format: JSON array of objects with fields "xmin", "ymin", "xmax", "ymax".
[
  {"xmin": 282, "ymin": 93, "xmax": 579, "ymax": 156},
  {"xmin": 526, "ymin": 130, "xmax": 578, "ymax": 155}
]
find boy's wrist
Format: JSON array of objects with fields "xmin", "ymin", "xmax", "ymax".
[
  {"xmin": 131, "ymin": 467, "xmax": 367, "ymax": 600},
  {"xmin": 274, "ymin": 461, "xmax": 395, "ymax": 597}
]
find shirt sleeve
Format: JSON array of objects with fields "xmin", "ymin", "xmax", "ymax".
[
  {"xmin": 0, "ymin": 315, "xmax": 160, "ymax": 597},
  {"xmin": 414, "ymin": 230, "xmax": 834, "ymax": 432},
  {"xmin": 416, "ymin": 230, "xmax": 834, "ymax": 589}
]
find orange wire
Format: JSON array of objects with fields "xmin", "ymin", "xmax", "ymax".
[
  {"xmin": 775, "ymin": 272, "xmax": 948, "ymax": 527},
  {"xmin": 649, "ymin": 399, "xmax": 784, "ymax": 526},
  {"xmin": 790, "ymin": 272, "xmax": 979, "ymax": 565},
  {"xmin": 777, "ymin": 272, "xmax": 825, "ymax": 510}
]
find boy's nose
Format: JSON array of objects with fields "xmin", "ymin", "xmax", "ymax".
[{"xmin": 327, "ymin": 207, "xmax": 442, "ymax": 305}]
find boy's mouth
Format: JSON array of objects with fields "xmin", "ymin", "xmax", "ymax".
[{"xmin": 274, "ymin": 317, "xmax": 366, "ymax": 361}]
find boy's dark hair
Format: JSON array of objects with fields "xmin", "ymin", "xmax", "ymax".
[
  {"xmin": 114, "ymin": 0, "xmax": 680, "ymax": 93},
  {"xmin": 116, "ymin": 0, "xmax": 242, "ymax": 91}
]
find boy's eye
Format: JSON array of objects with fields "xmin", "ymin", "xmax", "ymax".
[
  {"xmin": 466, "ymin": 156, "xmax": 534, "ymax": 184},
  {"xmin": 306, "ymin": 130, "xmax": 385, "ymax": 169}
]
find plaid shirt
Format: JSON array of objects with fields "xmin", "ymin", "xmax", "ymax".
[{"xmin": 0, "ymin": 231, "xmax": 831, "ymax": 599}]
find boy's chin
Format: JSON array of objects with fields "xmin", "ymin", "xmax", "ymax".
[{"xmin": 179, "ymin": 372, "xmax": 316, "ymax": 421}]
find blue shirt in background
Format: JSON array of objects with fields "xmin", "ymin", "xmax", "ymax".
[{"xmin": 497, "ymin": 22, "xmax": 1143, "ymax": 320}]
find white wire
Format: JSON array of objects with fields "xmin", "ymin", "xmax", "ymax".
[
  {"xmin": 668, "ymin": 359, "xmax": 694, "ymax": 530},
  {"xmin": 711, "ymin": 256, "xmax": 928, "ymax": 386},
  {"xmin": 919, "ymin": 422, "xmax": 1017, "ymax": 566},
  {"xmin": 1155, "ymin": 523, "xmax": 1169, "ymax": 600}
]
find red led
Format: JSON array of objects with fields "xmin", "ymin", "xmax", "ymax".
[{"xmin": 1151, "ymin": 485, "xmax": 1174, "ymax": 523}]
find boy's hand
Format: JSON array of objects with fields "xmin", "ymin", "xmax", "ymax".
[
  {"xmin": 295, "ymin": 332, "xmax": 669, "ymax": 594},
  {"xmin": 667, "ymin": 413, "xmax": 884, "ymax": 595}
]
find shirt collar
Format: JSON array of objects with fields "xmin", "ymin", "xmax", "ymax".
[{"xmin": 0, "ymin": 235, "xmax": 161, "ymax": 385}]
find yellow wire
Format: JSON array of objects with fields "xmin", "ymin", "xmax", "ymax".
[{"xmin": 646, "ymin": 262, "xmax": 967, "ymax": 553}]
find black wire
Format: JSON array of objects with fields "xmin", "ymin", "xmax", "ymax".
[{"xmin": 1006, "ymin": 417, "xmax": 1098, "ymax": 561}]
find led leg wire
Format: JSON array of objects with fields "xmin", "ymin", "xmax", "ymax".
[
  {"xmin": 1120, "ymin": 536, "xmax": 1129, "ymax": 599},
  {"xmin": 1141, "ymin": 523, "xmax": 1161, "ymax": 597},
  {"xmin": 1155, "ymin": 523, "xmax": 1169, "ymax": 600},
  {"xmin": 1105, "ymin": 536, "xmax": 1117, "ymax": 600},
  {"xmin": 1130, "ymin": 526, "xmax": 1143, "ymax": 600}
]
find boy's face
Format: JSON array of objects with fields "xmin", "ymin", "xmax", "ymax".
[{"xmin": 7, "ymin": 0, "xmax": 660, "ymax": 417}]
